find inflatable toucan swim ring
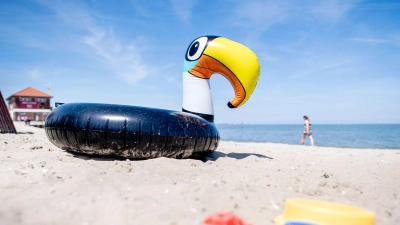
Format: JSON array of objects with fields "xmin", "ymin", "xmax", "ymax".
[{"xmin": 45, "ymin": 36, "xmax": 260, "ymax": 159}]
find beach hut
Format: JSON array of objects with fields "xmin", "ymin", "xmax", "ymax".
[{"xmin": 6, "ymin": 87, "xmax": 53, "ymax": 122}]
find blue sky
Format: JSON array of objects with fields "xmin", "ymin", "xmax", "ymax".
[{"xmin": 1, "ymin": 0, "xmax": 399, "ymax": 124}]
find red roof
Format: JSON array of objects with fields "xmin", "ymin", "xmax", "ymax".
[{"xmin": 7, "ymin": 87, "xmax": 52, "ymax": 99}]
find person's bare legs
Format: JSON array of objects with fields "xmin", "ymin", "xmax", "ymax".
[
  {"xmin": 301, "ymin": 133, "xmax": 306, "ymax": 145},
  {"xmin": 309, "ymin": 135, "xmax": 314, "ymax": 146}
]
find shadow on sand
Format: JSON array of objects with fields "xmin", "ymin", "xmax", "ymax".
[
  {"xmin": 202, "ymin": 151, "xmax": 273, "ymax": 162},
  {"xmin": 64, "ymin": 149, "xmax": 273, "ymax": 162},
  {"xmin": 17, "ymin": 132, "xmax": 34, "ymax": 134}
]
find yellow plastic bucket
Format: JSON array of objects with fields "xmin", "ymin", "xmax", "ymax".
[{"xmin": 274, "ymin": 198, "xmax": 375, "ymax": 225}]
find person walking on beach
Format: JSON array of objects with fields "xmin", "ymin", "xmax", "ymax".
[{"xmin": 301, "ymin": 115, "xmax": 314, "ymax": 146}]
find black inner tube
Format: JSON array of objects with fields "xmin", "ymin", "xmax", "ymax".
[{"xmin": 45, "ymin": 103, "xmax": 220, "ymax": 159}]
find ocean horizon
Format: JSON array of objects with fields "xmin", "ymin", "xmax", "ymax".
[{"xmin": 215, "ymin": 124, "xmax": 400, "ymax": 150}]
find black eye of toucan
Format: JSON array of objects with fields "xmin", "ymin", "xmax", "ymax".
[
  {"xmin": 186, "ymin": 36, "xmax": 208, "ymax": 61},
  {"xmin": 185, "ymin": 36, "xmax": 219, "ymax": 61},
  {"xmin": 189, "ymin": 41, "xmax": 199, "ymax": 57}
]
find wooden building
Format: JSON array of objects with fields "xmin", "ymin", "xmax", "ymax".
[{"xmin": 6, "ymin": 87, "xmax": 53, "ymax": 121}]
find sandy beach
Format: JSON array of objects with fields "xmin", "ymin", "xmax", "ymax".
[{"xmin": 1, "ymin": 122, "xmax": 399, "ymax": 225}]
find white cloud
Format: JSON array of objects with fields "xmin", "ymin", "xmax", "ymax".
[
  {"xmin": 310, "ymin": 0, "xmax": 360, "ymax": 22},
  {"xmin": 289, "ymin": 58, "xmax": 354, "ymax": 79},
  {"xmin": 258, "ymin": 53, "xmax": 279, "ymax": 62},
  {"xmin": 37, "ymin": 0, "xmax": 149, "ymax": 85},
  {"xmin": 27, "ymin": 68, "xmax": 42, "ymax": 78},
  {"xmin": 81, "ymin": 28, "xmax": 149, "ymax": 85},
  {"xmin": 233, "ymin": 0, "xmax": 288, "ymax": 31},
  {"xmin": 169, "ymin": 0, "xmax": 198, "ymax": 22},
  {"xmin": 231, "ymin": 0, "xmax": 360, "ymax": 37},
  {"xmin": 346, "ymin": 37, "xmax": 397, "ymax": 45}
]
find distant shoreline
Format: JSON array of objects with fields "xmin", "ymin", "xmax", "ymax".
[
  {"xmin": 219, "ymin": 139, "xmax": 400, "ymax": 150},
  {"xmin": 216, "ymin": 123, "xmax": 400, "ymax": 125},
  {"xmin": 217, "ymin": 124, "xmax": 400, "ymax": 150}
]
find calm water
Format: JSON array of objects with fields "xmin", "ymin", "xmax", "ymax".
[{"xmin": 216, "ymin": 124, "xmax": 400, "ymax": 149}]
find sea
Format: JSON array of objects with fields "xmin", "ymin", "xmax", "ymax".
[{"xmin": 215, "ymin": 124, "xmax": 400, "ymax": 150}]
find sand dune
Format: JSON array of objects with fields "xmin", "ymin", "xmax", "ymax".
[{"xmin": 1, "ymin": 122, "xmax": 399, "ymax": 225}]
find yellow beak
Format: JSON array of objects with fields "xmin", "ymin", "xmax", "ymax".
[{"xmin": 188, "ymin": 37, "xmax": 260, "ymax": 108}]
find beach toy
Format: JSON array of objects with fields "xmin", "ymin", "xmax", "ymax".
[
  {"xmin": 283, "ymin": 222, "xmax": 318, "ymax": 225},
  {"xmin": 203, "ymin": 212, "xmax": 251, "ymax": 225},
  {"xmin": 274, "ymin": 198, "xmax": 375, "ymax": 225},
  {"xmin": 45, "ymin": 36, "xmax": 260, "ymax": 159}
]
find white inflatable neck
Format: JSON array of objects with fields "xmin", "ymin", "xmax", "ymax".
[{"xmin": 182, "ymin": 72, "xmax": 214, "ymax": 119}]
